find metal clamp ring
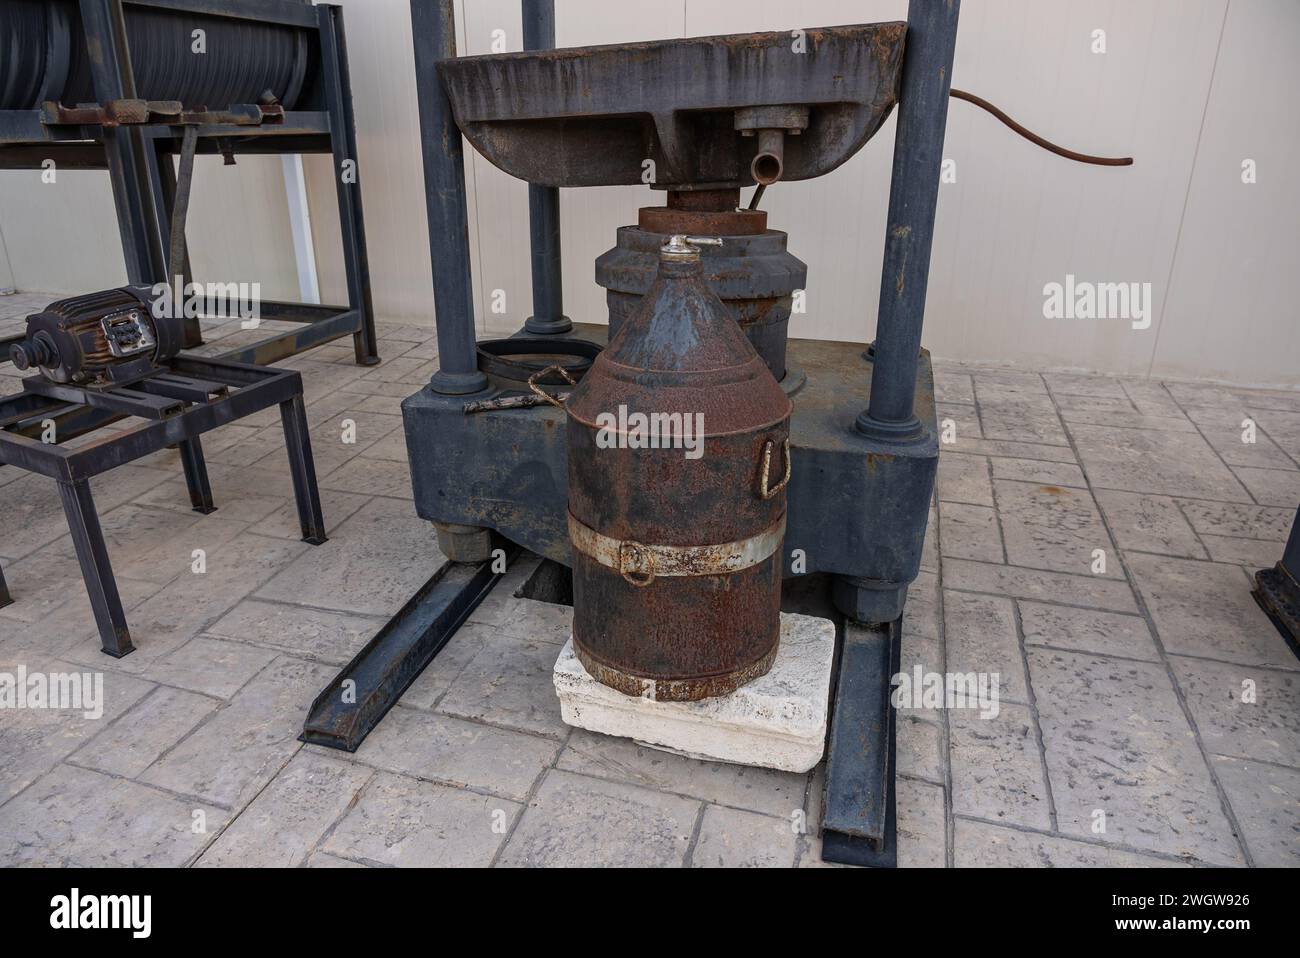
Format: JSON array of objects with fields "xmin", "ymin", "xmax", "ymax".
[
  {"xmin": 527, "ymin": 364, "xmax": 577, "ymax": 408},
  {"xmin": 758, "ymin": 438, "xmax": 791, "ymax": 500},
  {"xmin": 618, "ymin": 540, "xmax": 656, "ymax": 588}
]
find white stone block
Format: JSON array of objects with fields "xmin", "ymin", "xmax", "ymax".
[{"xmin": 552, "ymin": 612, "xmax": 835, "ymax": 773}]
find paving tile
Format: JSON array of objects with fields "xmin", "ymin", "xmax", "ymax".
[
  {"xmin": 0, "ymin": 466, "xmax": 166, "ymax": 560},
  {"xmin": 306, "ymin": 852, "xmax": 366, "ymax": 867},
  {"xmin": 972, "ymin": 370, "xmax": 1051, "ymax": 401},
  {"xmin": 897, "ymin": 714, "xmax": 946, "ymax": 784},
  {"xmin": 60, "ymin": 532, "xmax": 308, "ymax": 673},
  {"xmin": 322, "ymin": 770, "xmax": 517, "ymax": 867},
  {"xmin": 1019, "ymin": 601, "xmax": 1159, "ymax": 661},
  {"xmin": 1232, "ymin": 466, "xmax": 1300, "ymax": 508},
  {"xmin": 497, "ymin": 769, "xmax": 699, "ymax": 867},
  {"xmin": 938, "ymin": 503, "xmax": 1004, "ymax": 563},
  {"xmin": 1182, "ymin": 406, "xmax": 1296, "ymax": 468},
  {"xmin": 993, "ymin": 479, "xmax": 1121, "ymax": 579},
  {"xmin": 1251, "ymin": 408, "xmax": 1300, "ymax": 462},
  {"xmin": 902, "ymin": 569, "xmax": 940, "ymax": 641},
  {"xmin": 255, "ymin": 488, "xmax": 372, "ymax": 541},
  {"xmin": 350, "ymin": 705, "xmax": 558, "ymax": 802},
  {"xmin": 1120, "ymin": 380, "xmax": 1187, "ymax": 419},
  {"xmin": 140, "ymin": 655, "xmax": 333, "ymax": 808},
  {"xmin": 989, "ymin": 456, "xmax": 1087, "ymax": 488},
  {"xmin": 358, "ymin": 428, "xmax": 409, "ymax": 462},
  {"xmin": 949, "ymin": 705, "xmax": 1050, "ymax": 829},
  {"xmin": 954, "ymin": 818, "xmax": 1183, "ymax": 867},
  {"xmin": 38, "ymin": 503, "xmax": 206, "ymax": 587},
  {"xmin": 142, "ymin": 635, "xmax": 279, "ymax": 699},
  {"xmin": 1200, "ymin": 535, "xmax": 1284, "ymax": 568},
  {"xmin": 979, "ymin": 398, "xmax": 1070, "ymax": 446},
  {"xmin": 0, "ymin": 764, "xmax": 225, "ymax": 867},
  {"xmin": 1028, "ymin": 647, "xmax": 1244, "ymax": 865},
  {"xmin": 933, "ymin": 370, "xmax": 974, "ymax": 405},
  {"xmin": 1054, "ymin": 394, "xmax": 1195, "ymax": 433},
  {"xmin": 206, "ymin": 598, "xmax": 383, "ymax": 665},
  {"xmin": 255, "ymin": 496, "xmax": 442, "ymax": 616},
  {"xmin": 936, "ymin": 401, "xmax": 982, "ymax": 442},
  {"xmin": 435, "ymin": 633, "xmax": 568, "ymax": 740},
  {"xmin": 942, "ymin": 558, "xmax": 1138, "ymax": 613},
  {"xmin": 1068, "ymin": 423, "xmax": 1250, "ymax": 501},
  {"xmin": 896, "ymin": 776, "xmax": 948, "ymax": 868},
  {"xmin": 1210, "ymin": 756, "xmax": 1300, "ymax": 867},
  {"xmin": 1043, "ymin": 372, "xmax": 1129, "ymax": 400},
  {"xmin": 1093, "ymin": 489, "xmax": 1207, "ymax": 558},
  {"xmin": 920, "ymin": 505, "xmax": 938, "ymax": 573},
  {"xmin": 0, "ymin": 658, "xmax": 154, "ymax": 802},
  {"xmin": 556, "ymin": 729, "xmax": 806, "ymax": 818},
  {"xmin": 1168, "ymin": 656, "xmax": 1299, "ymax": 764},
  {"xmin": 1126, "ymin": 553, "xmax": 1294, "ymax": 668},
  {"xmin": 1178, "ymin": 499, "xmax": 1294, "ymax": 541},
  {"xmin": 689, "ymin": 805, "xmax": 797, "ymax": 867},
  {"xmin": 197, "ymin": 751, "xmax": 373, "ymax": 867},
  {"xmin": 937, "ymin": 453, "xmax": 993, "ymax": 505},
  {"xmin": 943, "ymin": 590, "xmax": 1027, "ymax": 704},
  {"xmin": 470, "ymin": 595, "xmax": 574, "ymax": 646},
  {"xmin": 70, "ymin": 685, "xmax": 218, "ymax": 779},
  {"xmin": 400, "ymin": 623, "xmax": 490, "ymax": 709},
  {"xmin": 318, "ymin": 457, "xmax": 414, "ymax": 499},
  {"xmin": 135, "ymin": 462, "xmax": 290, "ymax": 524},
  {"xmin": 948, "ymin": 438, "xmax": 1079, "ymax": 463}
]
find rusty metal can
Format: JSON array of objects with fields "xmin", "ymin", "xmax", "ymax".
[{"xmin": 565, "ymin": 234, "xmax": 792, "ymax": 702}]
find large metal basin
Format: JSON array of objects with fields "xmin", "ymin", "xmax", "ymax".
[{"xmin": 438, "ymin": 22, "xmax": 906, "ymax": 188}]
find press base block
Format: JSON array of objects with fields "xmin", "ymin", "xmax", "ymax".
[{"xmin": 552, "ymin": 612, "xmax": 835, "ymax": 773}]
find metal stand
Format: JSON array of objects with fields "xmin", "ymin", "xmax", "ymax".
[
  {"xmin": 0, "ymin": 0, "xmax": 379, "ymax": 368},
  {"xmin": 0, "ymin": 356, "xmax": 327, "ymax": 656}
]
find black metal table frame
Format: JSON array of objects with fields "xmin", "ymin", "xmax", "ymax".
[
  {"xmin": 0, "ymin": 355, "xmax": 326, "ymax": 658},
  {"xmin": 0, "ymin": 0, "xmax": 380, "ymax": 375}
]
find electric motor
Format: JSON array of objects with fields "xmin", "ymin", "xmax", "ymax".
[{"xmin": 8, "ymin": 287, "xmax": 184, "ymax": 385}]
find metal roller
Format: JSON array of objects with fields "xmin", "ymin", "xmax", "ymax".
[{"xmin": 0, "ymin": 0, "xmax": 312, "ymax": 111}]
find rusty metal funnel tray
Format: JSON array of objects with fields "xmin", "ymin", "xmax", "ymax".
[{"xmin": 438, "ymin": 22, "xmax": 906, "ymax": 189}]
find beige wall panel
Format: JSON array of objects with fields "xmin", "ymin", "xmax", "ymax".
[{"xmin": 1151, "ymin": 0, "xmax": 1300, "ymax": 388}]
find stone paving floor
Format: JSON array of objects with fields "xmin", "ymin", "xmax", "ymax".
[{"xmin": 0, "ymin": 296, "xmax": 1296, "ymax": 867}]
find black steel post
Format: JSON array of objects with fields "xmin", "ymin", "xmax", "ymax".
[
  {"xmin": 522, "ymin": 0, "xmax": 570, "ymax": 335},
  {"xmin": 856, "ymin": 0, "xmax": 960, "ymax": 442},
  {"xmin": 411, "ymin": 0, "xmax": 488, "ymax": 394},
  {"xmin": 78, "ymin": 0, "xmax": 167, "ymax": 286},
  {"xmin": 148, "ymin": 136, "xmax": 202, "ymax": 347},
  {"xmin": 57, "ymin": 478, "xmax": 134, "ymax": 658},
  {"xmin": 279, "ymin": 395, "xmax": 328, "ymax": 545},
  {"xmin": 319, "ymin": 5, "xmax": 381, "ymax": 367},
  {"xmin": 178, "ymin": 436, "xmax": 216, "ymax": 514},
  {"xmin": 0, "ymin": 559, "xmax": 12, "ymax": 609}
]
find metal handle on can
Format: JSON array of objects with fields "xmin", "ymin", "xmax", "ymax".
[
  {"xmin": 526, "ymin": 364, "xmax": 577, "ymax": 408},
  {"xmin": 618, "ymin": 540, "xmax": 656, "ymax": 588},
  {"xmin": 758, "ymin": 438, "xmax": 791, "ymax": 500}
]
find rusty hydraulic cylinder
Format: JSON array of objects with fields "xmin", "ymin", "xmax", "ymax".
[{"xmin": 565, "ymin": 235, "xmax": 792, "ymax": 702}]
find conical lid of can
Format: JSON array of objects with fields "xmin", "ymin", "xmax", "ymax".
[{"xmin": 567, "ymin": 236, "xmax": 790, "ymax": 436}]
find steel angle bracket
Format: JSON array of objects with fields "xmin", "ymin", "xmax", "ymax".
[{"xmin": 300, "ymin": 538, "xmax": 520, "ymax": 751}]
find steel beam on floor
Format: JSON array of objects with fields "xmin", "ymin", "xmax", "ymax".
[
  {"xmin": 300, "ymin": 542, "xmax": 519, "ymax": 752},
  {"xmin": 820, "ymin": 617, "xmax": 901, "ymax": 867}
]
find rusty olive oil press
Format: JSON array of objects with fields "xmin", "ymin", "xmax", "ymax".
[{"xmin": 298, "ymin": 0, "xmax": 1133, "ymax": 867}]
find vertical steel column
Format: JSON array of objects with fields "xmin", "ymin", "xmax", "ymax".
[
  {"xmin": 320, "ymin": 4, "xmax": 381, "ymax": 366},
  {"xmin": 856, "ymin": 0, "xmax": 960, "ymax": 442},
  {"xmin": 178, "ymin": 436, "xmax": 216, "ymax": 514},
  {"xmin": 522, "ymin": 0, "xmax": 570, "ymax": 335},
  {"xmin": 279, "ymin": 395, "xmax": 328, "ymax": 545},
  {"xmin": 57, "ymin": 478, "xmax": 134, "ymax": 657},
  {"xmin": 411, "ymin": 0, "xmax": 488, "ymax": 394},
  {"xmin": 0, "ymin": 559, "xmax": 12, "ymax": 609},
  {"xmin": 78, "ymin": 0, "xmax": 167, "ymax": 286}
]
